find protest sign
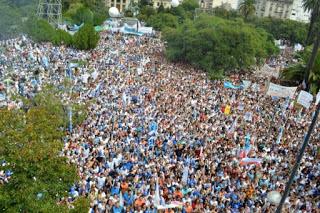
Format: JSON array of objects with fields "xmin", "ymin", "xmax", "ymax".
[
  {"xmin": 266, "ymin": 83, "xmax": 297, "ymax": 98},
  {"xmin": 297, "ymin": 90, "xmax": 313, "ymax": 108}
]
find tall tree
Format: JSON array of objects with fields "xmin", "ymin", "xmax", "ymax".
[
  {"xmin": 303, "ymin": 0, "xmax": 320, "ymax": 44},
  {"xmin": 304, "ymin": 33, "xmax": 320, "ymax": 90},
  {"xmin": 239, "ymin": 0, "xmax": 256, "ymax": 20},
  {"xmin": 0, "ymin": 87, "xmax": 89, "ymax": 212}
]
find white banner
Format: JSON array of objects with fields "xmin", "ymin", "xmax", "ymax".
[
  {"xmin": 297, "ymin": 90, "xmax": 313, "ymax": 108},
  {"xmin": 242, "ymin": 80, "xmax": 252, "ymax": 90},
  {"xmin": 316, "ymin": 91, "xmax": 320, "ymax": 105},
  {"xmin": 266, "ymin": 83, "xmax": 297, "ymax": 98}
]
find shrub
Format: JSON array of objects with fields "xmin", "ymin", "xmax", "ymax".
[
  {"xmin": 24, "ymin": 18, "xmax": 57, "ymax": 42},
  {"xmin": 53, "ymin": 29, "xmax": 73, "ymax": 46},
  {"xmin": 73, "ymin": 23, "xmax": 100, "ymax": 50}
]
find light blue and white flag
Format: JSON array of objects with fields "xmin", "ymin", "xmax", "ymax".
[{"xmin": 276, "ymin": 126, "xmax": 284, "ymax": 144}]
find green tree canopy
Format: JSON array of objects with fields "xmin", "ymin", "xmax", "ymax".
[
  {"xmin": 73, "ymin": 23, "xmax": 100, "ymax": 50},
  {"xmin": 239, "ymin": 0, "xmax": 256, "ymax": 20},
  {"xmin": 0, "ymin": 88, "xmax": 89, "ymax": 212},
  {"xmin": 146, "ymin": 13, "xmax": 179, "ymax": 31},
  {"xmin": 24, "ymin": 18, "xmax": 57, "ymax": 43},
  {"xmin": 163, "ymin": 15, "xmax": 278, "ymax": 78},
  {"xmin": 250, "ymin": 17, "xmax": 308, "ymax": 45}
]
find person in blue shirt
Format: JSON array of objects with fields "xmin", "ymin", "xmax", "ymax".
[
  {"xmin": 123, "ymin": 190, "xmax": 135, "ymax": 206},
  {"xmin": 111, "ymin": 184, "xmax": 120, "ymax": 196},
  {"xmin": 112, "ymin": 202, "xmax": 124, "ymax": 213}
]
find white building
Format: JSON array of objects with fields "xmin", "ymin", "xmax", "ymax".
[
  {"xmin": 255, "ymin": 0, "xmax": 310, "ymax": 23},
  {"xmin": 200, "ymin": 0, "xmax": 241, "ymax": 10},
  {"xmin": 290, "ymin": 0, "xmax": 310, "ymax": 23}
]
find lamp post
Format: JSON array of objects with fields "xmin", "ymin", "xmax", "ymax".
[{"xmin": 276, "ymin": 102, "xmax": 320, "ymax": 213}]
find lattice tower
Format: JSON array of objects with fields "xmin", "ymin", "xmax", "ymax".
[{"xmin": 37, "ymin": 0, "xmax": 62, "ymax": 26}]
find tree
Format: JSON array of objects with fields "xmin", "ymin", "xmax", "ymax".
[
  {"xmin": 146, "ymin": 13, "xmax": 179, "ymax": 31},
  {"xmin": 137, "ymin": 5, "xmax": 156, "ymax": 21},
  {"xmin": 281, "ymin": 43, "xmax": 320, "ymax": 94},
  {"xmin": 73, "ymin": 23, "xmax": 100, "ymax": 50},
  {"xmin": 303, "ymin": 0, "xmax": 320, "ymax": 44},
  {"xmin": 304, "ymin": 33, "xmax": 320, "ymax": 90},
  {"xmin": 24, "ymin": 18, "xmax": 57, "ymax": 42},
  {"xmin": 181, "ymin": 0, "xmax": 199, "ymax": 12},
  {"xmin": 250, "ymin": 17, "xmax": 308, "ymax": 44},
  {"xmin": 0, "ymin": 88, "xmax": 90, "ymax": 212},
  {"xmin": 72, "ymin": 6, "xmax": 94, "ymax": 25},
  {"xmin": 158, "ymin": 3, "xmax": 165, "ymax": 13},
  {"xmin": 163, "ymin": 15, "xmax": 278, "ymax": 78},
  {"xmin": 239, "ymin": 0, "xmax": 256, "ymax": 20},
  {"xmin": 53, "ymin": 29, "xmax": 74, "ymax": 46}
]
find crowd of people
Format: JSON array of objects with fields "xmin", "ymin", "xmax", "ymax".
[{"xmin": 0, "ymin": 32, "xmax": 319, "ymax": 213}]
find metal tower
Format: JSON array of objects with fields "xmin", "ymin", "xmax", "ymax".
[{"xmin": 37, "ymin": 0, "xmax": 62, "ymax": 26}]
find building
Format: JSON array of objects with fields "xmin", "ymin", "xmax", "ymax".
[
  {"xmin": 255, "ymin": 0, "xmax": 310, "ymax": 22},
  {"xmin": 290, "ymin": 0, "xmax": 310, "ymax": 23},
  {"xmin": 105, "ymin": 0, "xmax": 130, "ymax": 12},
  {"xmin": 152, "ymin": 0, "xmax": 173, "ymax": 9},
  {"xmin": 199, "ymin": 0, "xmax": 241, "ymax": 10},
  {"xmin": 255, "ymin": 0, "xmax": 293, "ymax": 19}
]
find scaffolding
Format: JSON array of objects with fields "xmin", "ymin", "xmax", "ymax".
[{"xmin": 37, "ymin": 0, "xmax": 62, "ymax": 26}]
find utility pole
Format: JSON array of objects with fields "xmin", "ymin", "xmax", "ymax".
[{"xmin": 276, "ymin": 102, "xmax": 320, "ymax": 212}]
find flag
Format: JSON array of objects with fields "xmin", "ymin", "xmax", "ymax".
[
  {"xmin": 149, "ymin": 121, "xmax": 158, "ymax": 133},
  {"xmin": 228, "ymin": 117, "xmax": 238, "ymax": 134},
  {"xmin": 68, "ymin": 107, "xmax": 72, "ymax": 132},
  {"xmin": 93, "ymin": 83, "xmax": 103, "ymax": 97},
  {"xmin": 154, "ymin": 177, "xmax": 160, "ymax": 206},
  {"xmin": 244, "ymin": 134, "xmax": 251, "ymax": 154},
  {"xmin": 224, "ymin": 105, "xmax": 231, "ymax": 115},
  {"xmin": 182, "ymin": 165, "xmax": 189, "ymax": 184},
  {"xmin": 119, "ymin": 191, "xmax": 124, "ymax": 207},
  {"xmin": 240, "ymin": 158, "xmax": 262, "ymax": 166},
  {"xmin": 224, "ymin": 81, "xmax": 243, "ymax": 90},
  {"xmin": 276, "ymin": 126, "xmax": 284, "ymax": 144}
]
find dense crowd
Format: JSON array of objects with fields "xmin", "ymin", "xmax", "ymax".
[{"xmin": 0, "ymin": 32, "xmax": 319, "ymax": 213}]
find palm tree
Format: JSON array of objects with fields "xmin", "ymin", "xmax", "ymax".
[
  {"xmin": 303, "ymin": 0, "xmax": 320, "ymax": 89},
  {"xmin": 303, "ymin": 0, "xmax": 320, "ymax": 44},
  {"xmin": 304, "ymin": 33, "xmax": 320, "ymax": 90},
  {"xmin": 239, "ymin": 0, "xmax": 256, "ymax": 20}
]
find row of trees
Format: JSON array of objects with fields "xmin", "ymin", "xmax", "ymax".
[
  {"xmin": 25, "ymin": 18, "xmax": 100, "ymax": 50},
  {"xmin": 137, "ymin": 0, "xmax": 199, "ymax": 30},
  {"xmin": 0, "ymin": 87, "xmax": 90, "ymax": 212},
  {"xmin": 142, "ymin": 0, "xmax": 318, "ymax": 92},
  {"xmin": 163, "ymin": 15, "xmax": 278, "ymax": 79}
]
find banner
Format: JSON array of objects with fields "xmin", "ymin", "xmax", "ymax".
[
  {"xmin": 266, "ymin": 83, "xmax": 297, "ymax": 98},
  {"xmin": 297, "ymin": 90, "xmax": 313, "ymax": 108}
]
